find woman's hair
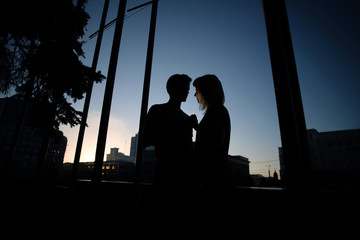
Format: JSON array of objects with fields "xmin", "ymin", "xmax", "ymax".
[{"xmin": 193, "ymin": 74, "xmax": 225, "ymax": 109}]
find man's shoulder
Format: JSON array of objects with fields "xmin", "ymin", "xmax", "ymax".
[
  {"xmin": 149, "ymin": 103, "xmax": 167, "ymax": 112},
  {"xmin": 148, "ymin": 103, "xmax": 168, "ymax": 117}
]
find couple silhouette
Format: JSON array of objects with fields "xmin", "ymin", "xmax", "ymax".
[{"xmin": 143, "ymin": 74, "xmax": 233, "ymax": 239}]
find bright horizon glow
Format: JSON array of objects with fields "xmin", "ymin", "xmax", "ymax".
[{"xmin": 61, "ymin": 110, "xmax": 133, "ymax": 163}]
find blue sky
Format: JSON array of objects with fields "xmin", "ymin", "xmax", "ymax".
[{"xmin": 59, "ymin": 0, "xmax": 360, "ymax": 177}]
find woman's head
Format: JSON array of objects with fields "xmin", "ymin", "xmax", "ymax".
[{"xmin": 193, "ymin": 74, "xmax": 225, "ymax": 110}]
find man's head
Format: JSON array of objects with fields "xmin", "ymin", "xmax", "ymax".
[{"xmin": 166, "ymin": 74, "xmax": 192, "ymax": 102}]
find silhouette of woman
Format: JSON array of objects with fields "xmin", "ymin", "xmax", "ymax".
[{"xmin": 193, "ymin": 74, "xmax": 233, "ymax": 238}]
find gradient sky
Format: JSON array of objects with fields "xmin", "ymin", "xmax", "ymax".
[{"xmin": 59, "ymin": 0, "xmax": 360, "ymax": 177}]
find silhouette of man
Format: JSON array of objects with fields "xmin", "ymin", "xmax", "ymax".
[
  {"xmin": 143, "ymin": 74, "xmax": 197, "ymax": 238},
  {"xmin": 143, "ymin": 74, "xmax": 196, "ymax": 188}
]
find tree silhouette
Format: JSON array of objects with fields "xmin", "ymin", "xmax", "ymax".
[
  {"xmin": 0, "ymin": 0, "xmax": 105, "ymax": 183},
  {"xmin": 0, "ymin": 0, "xmax": 105, "ymax": 129}
]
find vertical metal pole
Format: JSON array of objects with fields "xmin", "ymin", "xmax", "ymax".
[
  {"xmin": 262, "ymin": 0, "xmax": 311, "ymax": 192},
  {"xmin": 72, "ymin": 0, "xmax": 109, "ymax": 181},
  {"xmin": 135, "ymin": 0, "xmax": 158, "ymax": 186},
  {"xmin": 71, "ymin": 0, "xmax": 110, "ymax": 181},
  {"xmin": 92, "ymin": 0, "xmax": 127, "ymax": 183},
  {"xmin": 134, "ymin": 0, "xmax": 158, "ymax": 238}
]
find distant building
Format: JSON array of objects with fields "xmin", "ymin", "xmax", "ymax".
[
  {"xmin": 130, "ymin": 133, "xmax": 138, "ymax": 158},
  {"xmin": 279, "ymin": 128, "xmax": 360, "ymax": 190},
  {"xmin": 250, "ymin": 174, "xmax": 264, "ymax": 187},
  {"xmin": 106, "ymin": 147, "xmax": 134, "ymax": 163},
  {"xmin": 43, "ymin": 130, "xmax": 67, "ymax": 179},
  {"xmin": 0, "ymin": 95, "xmax": 67, "ymax": 180},
  {"xmin": 102, "ymin": 160, "xmax": 135, "ymax": 182},
  {"xmin": 307, "ymin": 128, "xmax": 360, "ymax": 190},
  {"xmin": 63, "ymin": 136, "xmax": 141, "ymax": 182},
  {"xmin": 228, "ymin": 155, "xmax": 251, "ymax": 186},
  {"xmin": 68, "ymin": 148, "xmax": 136, "ymax": 182},
  {"xmin": 74, "ymin": 160, "xmax": 135, "ymax": 182}
]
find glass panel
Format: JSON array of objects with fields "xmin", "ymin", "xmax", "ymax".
[
  {"xmin": 1, "ymin": 1, "xmax": 285, "ymax": 187},
  {"xmin": 287, "ymin": 0, "xmax": 360, "ymax": 191},
  {"xmin": 55, "ymin": 0, "xmax": 283, "ymax": 186},
  {"xmin": 59, "ymin": 0, "xmax": 150, "ymax": 182},
  {"xmin": 147, "ymin": 0, "xmax": 282, "ymax": 187}
]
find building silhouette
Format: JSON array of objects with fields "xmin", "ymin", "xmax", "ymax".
[
  {"xmin": 307, "ymin": 128, "xmax": 360, "ymax": 190},
  {"xmin": 0, "ymin": 95, "xmax": 67, "ymax": 180},
  {"xmin": 107, "ymin": 147, "xmax": 135, "ymax": 163},
  {"xmin": 65, "ymin": 147, "xmax": 135, "ymax": 182},
  {"xmin": 279, "ymin": 128, "xmax": 360, "ymax": 190},
  {"xmin": 130, "ymin": 133, "xmax": 138, "ymax": 157},
  {"xmin": 228, "ymin": 155, "xmax": 250, "ymax": 186}
]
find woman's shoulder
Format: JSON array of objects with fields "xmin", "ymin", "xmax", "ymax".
[
  {"xmin": 209, "ymin": 104, "xmax": 229, "ymax": 117},
  {"xmin": 202, "ymin": 105, "xmax": 230, "ymax": 126},
  {"xmin": 220, "ymin": 105, "xmax": 229, "ymax": 115}
]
